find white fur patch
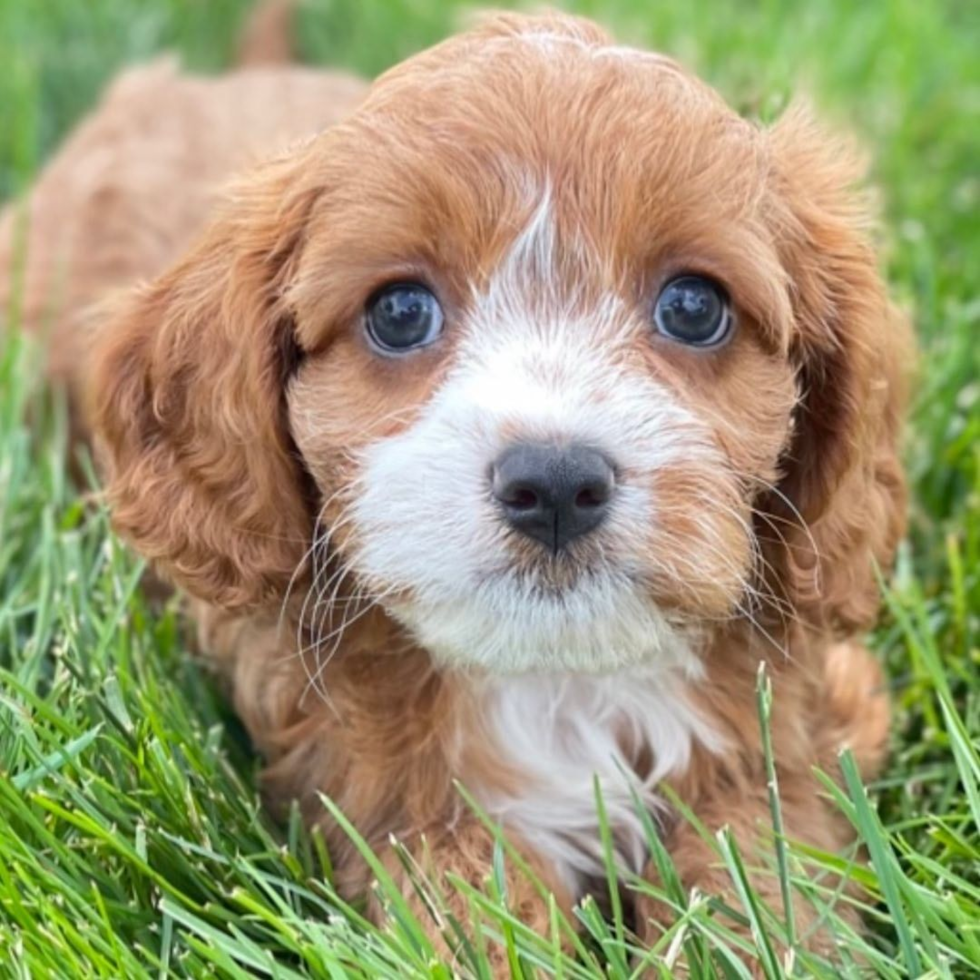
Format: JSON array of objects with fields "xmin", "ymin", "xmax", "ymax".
[{"xmin": 473, "ymin": 665, "xmax": 725, "ymax": 894}]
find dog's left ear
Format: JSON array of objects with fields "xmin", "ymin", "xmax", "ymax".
[
  {"xmin": 764, "ymin": 104, "xmax": 912, "ymax": 633},
  {"xmin": 87, "ymin": 151, "xmax": 321, "ymax": 611}
]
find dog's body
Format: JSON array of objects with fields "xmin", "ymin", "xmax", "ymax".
[
  {"xmin": 2, "ymin": 4, "xmax": 910, "ymax": 959},
  {"xmin": 0, "ymin": 57, "xmax": 365, "ymax": 420}
]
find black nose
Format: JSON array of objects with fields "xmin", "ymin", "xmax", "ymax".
[{"xmin": 491, "ymin": 442, "xmax": 615, "ymax": 553}]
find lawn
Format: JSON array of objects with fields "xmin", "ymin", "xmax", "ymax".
[{"xmin": 0, "ymin": 0, "xmax": 978, "ymax": 976}]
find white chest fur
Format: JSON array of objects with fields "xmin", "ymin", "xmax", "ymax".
[{"xmin": 472, "ymin": 667, "xmax": 725, "ymax": 895}]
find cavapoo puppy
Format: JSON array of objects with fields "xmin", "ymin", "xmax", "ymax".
[{"xmin": 3, "ymin": 1, "xmax": 911, "ymax": 961}]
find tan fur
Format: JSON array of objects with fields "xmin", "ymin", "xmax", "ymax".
[
  {"xmin": 0, "ymin": 41, "xmax": 365, "ymax": 429},
  {"xmin": 5, "ymin": 6, "xmax": 911, "ymax": 966},
  {"xmin": 237, "ymin": 0, "xmax": 298, "ymax": 66}
]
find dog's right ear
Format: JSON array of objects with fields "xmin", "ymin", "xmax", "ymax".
[{"xmin": 87, "ymin": 152, "xmax": 321, "ymax": 611}]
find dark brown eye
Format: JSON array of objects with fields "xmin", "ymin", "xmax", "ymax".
[
  {"xmin": 365, "ymin": 283, "xmax": 444, "ymax": 352},
  {"xmin": 653, "ymin": 275, "xmax": 732, "ymax": 347}
]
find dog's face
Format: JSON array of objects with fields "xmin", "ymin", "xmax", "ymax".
[
  {"xmin": 90, "ymin": 14, "xmax": 906, "ymax": 674},
  {"xmin": 286, "ymin": 22, "xmax": 799, "ymax": 672}
]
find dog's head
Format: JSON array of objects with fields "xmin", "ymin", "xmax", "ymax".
[{"xmin": 89, "ymin": 13, "xmax": 908, "ymax": 674}]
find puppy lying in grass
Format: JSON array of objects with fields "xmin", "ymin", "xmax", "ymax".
[{"xmin": 2, "ymin": 0, "xmax": 911, "ymax": 966}]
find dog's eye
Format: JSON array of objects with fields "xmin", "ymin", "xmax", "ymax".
[
  {"xmin": 653, "ymin": 275, "xmax": 732, "ymax": 347},
  {"xmin": 365, "ymin": 283, "xmax": 444, "ymax": 352}
]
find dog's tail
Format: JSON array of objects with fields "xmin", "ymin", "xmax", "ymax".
[
  {"xmin": 236, "ymin": 0, "xmax": 298, "ymax": 67},
  {"xmin": 823, "ymin": 640, "xmax": 891, "ymax": 779}
]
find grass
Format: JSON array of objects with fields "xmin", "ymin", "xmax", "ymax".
[{"xmin": 1, "ymin": 0, "xmax": 978, "ymax": 975}]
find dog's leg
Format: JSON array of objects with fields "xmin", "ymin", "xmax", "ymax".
[
  {"xmin": 636, "ymin": 775, "xmax": 860, "ymax": 961},
  {"xmin": 371, "ymin": 820, "xmax": 572, "ymax": 971}
]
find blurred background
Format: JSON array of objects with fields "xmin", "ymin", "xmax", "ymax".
[{"xmin": 0, "ymin": 2, "xmax": 977, "ymax": 973}]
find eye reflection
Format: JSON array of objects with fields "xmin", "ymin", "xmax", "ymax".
[
  {"xmin": 653, "ymin": 275, "xmax": 732, "ymax": 347},
  {"xmin": 365, "ymin": 283, "xmax": 444, "ymax": 352}
]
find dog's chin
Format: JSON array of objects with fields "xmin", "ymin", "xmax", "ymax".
[{"xmin": 384, "ymin": 571, "xmax": 707, "ymax": 676}]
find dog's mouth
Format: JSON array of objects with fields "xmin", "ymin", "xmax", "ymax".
[
  {"xmin": 479, "ymin": 546, "xmax": 614, "ymax": 595},
  {"xmin": 364, "ymin": 556, "xmax": 700, "ymax": 675}
]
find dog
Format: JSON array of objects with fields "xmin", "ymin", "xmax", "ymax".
[{"xmin": 3, "ymin": 2, "xmax": 911, "ymax": 963}]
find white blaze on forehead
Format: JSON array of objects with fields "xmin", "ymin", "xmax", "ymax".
[
  {"xmin": 456, "ymin": 184, "xmax": 707, "ymax": 469},
  {"xmin": 350, "ymin": 189, "xmax": 723, "ymax": 673},
  {"xmin": 500, "ymin": 180, "xmax": 556, "ymax": 281}
]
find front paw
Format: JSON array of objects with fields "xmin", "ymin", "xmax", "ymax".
[{"xmin": 372, "ymin": 827, "xmax": 570, "ymax": 973}]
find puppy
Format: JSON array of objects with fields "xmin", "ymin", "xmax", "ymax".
[{"xmin": 13, "ymin": 6, "xmax": 911, "ymax": 962}]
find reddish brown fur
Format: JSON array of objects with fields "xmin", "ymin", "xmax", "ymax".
[{"xmin": 5, "ymin": 7, "xmax": 910, "ymax": 965}]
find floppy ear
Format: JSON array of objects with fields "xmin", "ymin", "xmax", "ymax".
[
  {"xmin": 763, "ymin": 105, "xmax": 912, "ymax": 633},
  {"xmin": 87, "ymin": 154, "xmax": 320, "ymax": 610}
]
